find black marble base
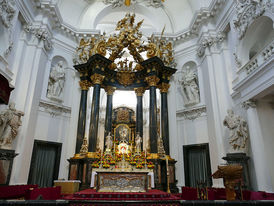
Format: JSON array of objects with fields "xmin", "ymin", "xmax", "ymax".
[
  {"xmin": 0, "ymin": 149, "xmax": 18, "ymax": 185},
  {"xmin": 223, "ymin": 153, "xmax": 251, "ymax": 190}
]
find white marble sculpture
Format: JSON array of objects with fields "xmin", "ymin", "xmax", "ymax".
[
  {"xmin": 47, "ymin": 61, "xmax": 66, "ymax": 102},
  {"xmin": 0, "ymin": 103, "xmax": 24, "ymax": 149},
  {"xmin": 223, "ymin": 109, "xmax": 249, "ymax": 152},
  {"xmin": 135, "ymin": 133, "xmax": 142, "ymax": 153},
  {"xmin": 105, "ymin": 132, "xmax": 113, "ymax": 151},
  {"xmin": 179, "ymin": 66, "xmax": 200, "ymax": 106}
]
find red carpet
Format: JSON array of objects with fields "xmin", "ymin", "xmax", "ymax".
[{"xmin": 62, "ymin": 189, "xmax": 180, "ymax": 201}]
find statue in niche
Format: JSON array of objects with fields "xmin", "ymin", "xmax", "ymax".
[
  {"xmin": 47, "ymin": 61, "xmax": 66, "ymax": 101},
  {"xmin": 0, "ymin": 102, "xmax": 24, "ymax": 149},
  {"xmin": 223, "ymin": 110, "xmax": 248, "ymax": 152},
  {"xmin": 135, "ymin": 133, "xmax": 142, "ymax": 153},
  {"xmin": 105, "ymin": 132, "xmax": 113, "ymax": 151},
  {"xmin": 179, "ymin": 66, "xmax": 200, "ymax": 106}
]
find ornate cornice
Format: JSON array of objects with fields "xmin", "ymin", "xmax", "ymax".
[
  {"xmin": 242, "ymin": 100, "xmax": 257, "ymax": 110},
  {"xmin": 134, "ymin": 87, "xmax": 145, "ymax": 96},
  {"xmin": 176, "ymin": 106, "xmax": 207, "ymax": 120},
  {"xmin": 197, "ymin": 32, "xmax": 225, "ymax": 57},
  {"xmin": 158, "ymin": 82, "xmax": 170, "ymax": 93},
  {"xmin": 233, "ymin": 0, "xmax": 273, "ymax": 40},
  {"xmin": 39, "ymin": 100, "xmax": 71, "ymax": 117},
  {"xmin": 90, "ymin": 73, "xmax": 105, "ymax": 85},
  {"xmin": 79, "ymin": 80, "xmax": 92, "ymax": 91},
  {"xmin": 145, "ymin": 76, "xmax": 160, "ymax": 87},
  {"xmin": 104, "ymin": 86, "xmax": 116, "ymax": 95},
  {"xmin": 23, "ymin": 24, "xmax": 53, "ymax": 51}
]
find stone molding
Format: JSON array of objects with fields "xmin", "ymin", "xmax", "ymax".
[
  {"xmin": 38, "ymin": 100, "xmax": 71, "ymax": 117},
  {"xmin": 29, "ymin": 0, "xmax": 225, "ymax": 43},
  {"xmin": 233, "ymin": 0, "xmax": 273, "ymax": 40},
  {"xmin": 197, "ymin": 32, "xmax": 225, "ymax": 57},
  {"xmin": 24, "ymin": 24, "xmax": 53, "ymax": 51},
  {"xmin": 242, "ymin": 100, "xmax": 257, "ymax": 110},
  {"xmin": 176, "ymin": 106, "xmax": 207, "ymax": 120}
]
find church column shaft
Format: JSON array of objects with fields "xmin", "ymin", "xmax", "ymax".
[
  {"xmin": 149, "ymin": 86, "xmax": 158, "ymax": 153},
  {"xmin": 145, "ymin": 75, "xmax": 160, "ymax": 153},
  {"xmin": 104, "ymin": 87, "xmax": 115, "ymax": 148},
  {"xmin": 135, "ymin": 88, "xmax": 145, "ymax": 141},
  {"xmin": 75, "ymin": 80, "xmax": 91, "ymax": 154},
  {"xmin": 88, "ymin": 74, "xmax": 104, "ymax": 152},
  {"xmin": 160, "ymin": 83, "xmax": 170, "ymax": 155}
]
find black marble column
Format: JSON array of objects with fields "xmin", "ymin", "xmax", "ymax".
[
  {"xmin": 75, "ymin": 80, "xmax": 90, "ymax": 154},
  {"xmin": 145, "ymin": 75, "xmax": 159, "ymax": 153},
  {"xmin": 104, "ymin": 87, "xmax": 115, "ymax": 148},
  {"xmin": 160, "ymin": 83, "xmax": 170, "ymax": 155},
  {"xmin": 88, "ymin": 74, "xmax": 104, "ymax": 152},
  {"xmin": 135, "ymin": 88, "xmax": 145, "ymax": 142}
]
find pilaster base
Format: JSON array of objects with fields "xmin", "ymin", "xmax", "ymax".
[{"xmin": 223, "ymin": 153, "xmax": 251, "ymax": 189}]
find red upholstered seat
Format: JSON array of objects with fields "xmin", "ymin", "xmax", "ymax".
[
  {"xmin": 0, "ymin": 184, "xmax": 38, "ymax": 199},
  {"xmin": 181, "ymin": 186, "xmax": 198, "ymax": 200},
  {"xmin": 25, "ymin": 186, "xmax": 61, "ymax": 200},
  {"xmin": 207, "ymin": 187, "xmax": 226, "ymax": 200}
]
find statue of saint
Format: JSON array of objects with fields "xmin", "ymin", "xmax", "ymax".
[
  {"xmin": 105, "ymin": 132, "xmax": 113, "ymax": 151},
  {"xmin": 223, "ymin": 110, "xmax": 248, "ymax": 151},
  {"xmin": 135, "ymin": 133, "xmax": 142, "ymax": 153},
  {"xmin": 0, "ymin": 102, "xmax": 24, "ymax": 149},
  {"xmin": 179, "ymin": 66, "xmax": 200, "ymax": 106},
  {"xmin": 47, "ymin": 61, "xmax": 65, "ymax": 101}
]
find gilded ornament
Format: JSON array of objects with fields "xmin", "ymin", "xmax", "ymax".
[
  {"xmin": 117, "ymin": 109, "xmax": 130, "ymax": 122},
  {"xmin": 90, "ymin": 73, "xmax": 105, "ymax": 85},
  {"xmin": 105, "ymin": 86, "xmax": 116, "ymax": 95},
  {"xmin": 134, "ymin": 87, "xmax": 145, "ymax": 96},
  {"xmin": 117, "ymin": 72, "xmax": 135, "ymax": 87},
  {"xmin": 159, "ymin": 82, "xmax": 170, "ymax": 93},
  {"xmin": 145, "ymin": 76, "xmax": 160, "ymax": 87},
  {"xmin": 79, "ymin": 80, "xmax": 92, "ymax": 90}
]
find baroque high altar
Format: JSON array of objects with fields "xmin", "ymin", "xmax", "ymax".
[{"xmin": 68, "ymin": 13, "xmax": 178, "ymax": 193}]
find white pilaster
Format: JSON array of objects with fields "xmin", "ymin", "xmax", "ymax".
[{"xmin": 243, "ymin": 100, "xmax": 273, "ymax": 192}]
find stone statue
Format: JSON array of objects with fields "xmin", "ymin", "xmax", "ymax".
[
  {"xmin": 105, "ymin": 132, "xmax": 113, "ymax": 151},
  {"xmin": 0, "ymin": 103, "xmax": 24, "ymax": 149},
  {"xmin": 47, "ymin": 61, "xmax": 65, "ymax": 101},
  {"xmin": 179, "ymin": 66, "xmax": 200, "ymax": 106},
  {"xmin": 135, "ymin": 133, "xmax": 142, "ymax": 153},
  {"xmin": 223, "ymin": 110, "xmax": 248, "ymax": 151}
]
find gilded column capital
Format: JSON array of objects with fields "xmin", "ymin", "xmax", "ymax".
[
  {"xmin": 104, "ymin": 86, "xmax": 116, "ymax": 95},
  {"xmin": 134, "ymin": 87, "xmax": 145, "ymax": 96},
  {"xmin": 79, "ymin": 80, "xmax": 92, "ymax": 90},
  {"xmin": 90, "ymin": 73, "xmax": 105, "ymax": 85},
  {"xmin": 145, "ymin": 75, "xmax": 160, "ymax": 87},
  {"xmin": 242, "ymin": 100, "xmax": 257, "ymax": 110},
  {"xmin": 159, "ymin": 83, "xmax": 170, "ymax": 93}
]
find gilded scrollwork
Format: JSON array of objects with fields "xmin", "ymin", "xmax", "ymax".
[
  {"xmin": 90, "ymin": 73, "xmax": 105, "ymax": 85},
  {"xmin": 79, "ymin": 80, "xmax": 92, "ymax": 90},
  {"xmin": 145, "ymin": 75, "xmax": 160, "ymax": 87}
]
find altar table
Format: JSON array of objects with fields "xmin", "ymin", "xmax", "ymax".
[{"xmin": 91, "ymin": 168, "xmax": 153, "ymax": 192}]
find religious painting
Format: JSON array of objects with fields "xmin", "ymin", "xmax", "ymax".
[{"xmin": 114, "ymin": 124, "xmax": 131, "ymax": 143}]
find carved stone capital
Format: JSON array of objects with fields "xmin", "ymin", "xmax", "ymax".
[
  {"xmin": 242, "ymin": 100, "xmax": 257, "ymax": 110},
  {"xmin": 104, "ymin": 86, "xmax": 116, "ymax": 95},
  {"xmin": 145, "ymin": 76, "xmax": 160, "ymax": 87},
  {"xmin": 159, "ymin": 83, "xmax": 170, "ymax": 93},
  {"xmin": 79, "ymin": 80, "xmax": 92, "ymax": 90},
  {"xmin": 134, "ymin": 87, "xmax": 145, "ymax": 96},
  {"xmin": 90, "ymin": 73, "xmax": 105, "ymax": 85}
]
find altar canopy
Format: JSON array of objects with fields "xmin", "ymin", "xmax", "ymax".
[{"xmin": 68, "ymin": 13, "xmax": 178, "ymax": 193}]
